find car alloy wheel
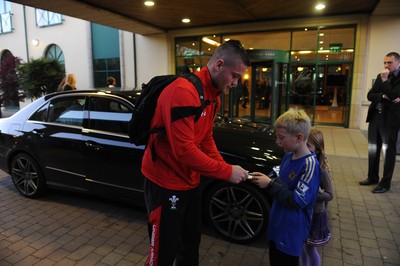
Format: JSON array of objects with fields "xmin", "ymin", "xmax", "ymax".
[
  {"xmin": 204, "ymin": 182, "xmax": 270, "ymax": 244},
  {"xmin": 11, "ymin": 153, "xmax": 46, "ymax": 198}
]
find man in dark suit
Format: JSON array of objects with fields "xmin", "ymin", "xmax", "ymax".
[{"xmin": 360, "ymin": 52, "xmax": 400, "ymax": 193}]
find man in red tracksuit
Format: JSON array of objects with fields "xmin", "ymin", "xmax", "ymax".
[{"xmin": 142, "ymin": 40, "xmax": 250, "ymax": 266}]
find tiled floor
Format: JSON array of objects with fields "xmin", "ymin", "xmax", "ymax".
[{"xmin": 0, "ymin": 110, "xmax": 399, "ymax": 265}]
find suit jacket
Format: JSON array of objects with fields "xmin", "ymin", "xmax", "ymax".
[{"xmin": 366, "ymin": 72, "xmax": 400, "ymax": 127}]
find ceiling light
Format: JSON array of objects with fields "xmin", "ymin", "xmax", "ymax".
[
  {"xmin": 315, "ymin": 3, "xmax": 326, "ymax": 10},
  {"xmin": 144, "ymin": 1, "xmax": 154, "ymax": 6},
  {"xmin": 182, "ymin": 18, "xmax": 190, "ymax": 23},
  {"xmin": 202, "ymin": 37, "xmax": 220, "ymax": 46}
]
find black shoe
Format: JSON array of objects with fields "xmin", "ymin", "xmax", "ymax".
[
  {"xmin": 372, "ymin": 186, "xmax": 389, "ymax": 193},
  {"xmin": 359, "ymin": 179, "xmax": 378, "ymax": 186}
]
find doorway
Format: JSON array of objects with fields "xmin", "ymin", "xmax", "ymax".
[
  {"xmin": 231, "ymin": 60, "xmax": 288, "ymax": 125},
  {"xmin": 288, "ymin": 63, "xmax": 351, "ymax": 126}
]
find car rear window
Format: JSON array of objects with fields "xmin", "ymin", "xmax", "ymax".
[{"xmin": 30, "ymin": 96, "xmax": 85, "ymax": 127}]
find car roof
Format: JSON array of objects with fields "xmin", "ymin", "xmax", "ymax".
[{"xmin": 43, "ymin": 89, "xmax": 141, "ymax": 104}]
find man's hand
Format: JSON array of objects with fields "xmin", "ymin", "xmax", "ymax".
[
  {"xmin": 228, "ymin": 165, "xmax": 247, "ymax": 184},
  {"xmin": 393, "ymin": 97, "xmax": 400, "ymax": 103},
  {"xmin": 381, "ymin": 69, "xmax": 390, "ymax": 82}
]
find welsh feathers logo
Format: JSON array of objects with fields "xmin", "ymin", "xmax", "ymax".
[{"xmin": 169, "ymin": 195, "xmax": 179, "ymax": 210}]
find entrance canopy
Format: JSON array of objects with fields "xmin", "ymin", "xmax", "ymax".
[{"xmin": 9, "ymin": 0, "xmax": 398, "ymax": 35}]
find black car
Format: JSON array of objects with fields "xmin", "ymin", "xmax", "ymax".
[{"xmin": 0, "ymin": 90, "xmax": 282, "ymax": 244}]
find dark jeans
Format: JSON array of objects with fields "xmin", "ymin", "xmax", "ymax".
[{"xmin": 367, "ymin": 112, "xmax": 399, "ymax": 188}]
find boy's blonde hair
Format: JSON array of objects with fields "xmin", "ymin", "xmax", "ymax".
[{"xmin": 274, "ymin": 108, "xmax": 311, "ymax": 140}]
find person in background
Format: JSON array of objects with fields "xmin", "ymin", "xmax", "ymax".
[
  {"xmin": 300, "ymin": 128, "xmax": 334, "ymax": 266},
  {"xmin": 250, "ymin": 108, "xmax": 320, "ymax": 266},
  {"xmin": 263, "ymin": 77, "xmax": 272, "ymax": 109},
  {"xmin": 242, "ymin": 79, "xmax": 250, "ymax": 108},
  {"xmin": 107, "ymin": 76, "xmax": 116, "ymax": 88},
  {"xmin": 234, "ymin": 77, "xmax": 243, "ymax": 116},
  {"xmin": 142, "ymin": 40, "xmax": 250, "ymax": 266},
  {"xmin": 57, "ymin": 76, "xmax": 66, "ymax": 91},
  {"xmin": 359, "ymin": 52, "xmax": 400, "ymax": 193},
  {"xmin": 63, "ymin": 74, "xmax": 77, "ymax": 91}
]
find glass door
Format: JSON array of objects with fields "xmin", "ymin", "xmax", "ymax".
[
  {"xmin": 288, "ymin": 63, "xmax": 352, "ymax": 126},
  {"xmin": 251, "ymin": 61, "xmax": 273, "ymax": 124},
  {"xmin": 289, "ymin": 64, "xmax": 316, "ymax": 120}
]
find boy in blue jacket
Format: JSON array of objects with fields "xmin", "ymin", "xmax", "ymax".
[{"xmin": 251, "ymin": 108, "xmax": 320, "ymax": 266}]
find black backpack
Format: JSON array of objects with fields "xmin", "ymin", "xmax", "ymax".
[{"xmin": 128, "ymin": 73, "xmax": 211, "ymax": 147}]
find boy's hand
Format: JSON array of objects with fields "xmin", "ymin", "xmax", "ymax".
[{"xmin": 249, "ymin": 172, "xmax": 271, "ymax": 188}]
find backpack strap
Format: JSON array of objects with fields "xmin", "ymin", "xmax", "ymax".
[
  {"xmin": 151, "ymin": 73, "xmax": 213, "ymax": 161},
  {"xmin": 170, "ymin": 73, "xmax": 211, "ymax": 123}
]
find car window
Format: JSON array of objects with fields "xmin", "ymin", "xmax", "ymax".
[
  {"xmin": 89, "ymin": 96, "xmax": 132, "ymax": 135},
  {"xmin": 30, "ymin": 96, "xmax": 85, "ymax": 127},
  {"xmin": 48, "ymin": 97, "xmax": 85, "ymax": 126},
  {"xmin": 29, "ymin": 102, "xmax": 50, "ymax": 122}
]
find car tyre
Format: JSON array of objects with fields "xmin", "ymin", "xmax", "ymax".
[
  {"xmin": 204, "ymin": 181, "xmax": 270, "ymax": 244},
  {"xmin": 11, "ymin": 153, "xmax": 46, "ymax": 198}
]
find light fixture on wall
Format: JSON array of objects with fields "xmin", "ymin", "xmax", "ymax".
[{"xmin": 32, "ymin": 39, "xmax": 39, "ymax": 46}]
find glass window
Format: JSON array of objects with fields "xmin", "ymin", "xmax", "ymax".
[
  {"xmin": 0, "ymin": 0, "xmax": 10, "ymax": 13},
  {"xmin": 36, "ymin": 9, "xmax": 62, "ymax": 27},
  {"xmin": 0, "ymin": 49, "xmax": 12, "ymax": 62},
  {"xmin": 88, "ymin": 97, "xmax": 131, "ymax": 135},
  {"xmin": 91, "ymin": 23, "xmax": 121, "ymax": 88},
  {"xmin": 292, "ymin": 28, "xmax": 318, "ymax": 50},
  {"xmin": 92, "ymin": 58, "xmax": 120, "ymax": 88},
  {"xmin": 176, "ymin": 37, "xmax": 201, "ymax": 73},
  {"xmin": 224, "ymin": 31, "xmax": 291, "ymax": 50},
  {"xmin": 176, "ymin": 37, "xmax": 200, "ymax": 57},
  {"xmin": 48, "ymin": 97, "xmax": 85, "ymax": 126},
  {"xmin": 0, "ymin": 0, "xmax": 12, "ymax": 34},
  {"xmin": 317, "ymin": 27, "xmax": 355, "ymax": 62},
  {"xmin": 30, "ymin": 97, "xmax": 85, "ymax": 126},
  {"xmin": 318, "ymin": 27, "xmax": 355, "ymax": 50},
  {"xmin": 45, "ymin": 44, "xmax": 65, "ymax": 65},
  {"xmin": 201, "ymin": 35, "xmax": 220, "ymax": 56},
  {"xmin": 29, "ymin": 102, "xmax": 49, "ymax": 122}
]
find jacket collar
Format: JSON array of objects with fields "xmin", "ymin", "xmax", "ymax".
[{"xmin": 196, "ymin": 66, "xmax": 220, "ymax": 99}]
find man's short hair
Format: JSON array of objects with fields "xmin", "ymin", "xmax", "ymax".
[
  {"xmin": 386, "ymin": 52, "xmax": 400, "ymax": 60},
  {"xmin": 274, "ymin": 108, "xmax": 311, "ymax": 140},
  {"xmin": 210, "ymin": 40, "xmax": 250, "ymax": 67}
]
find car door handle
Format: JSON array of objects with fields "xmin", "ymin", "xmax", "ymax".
[
  {"xmin": 32, "ymin": 130, "xmax": 44, "ymax": 137},
  {"xmin": 85, "ymin": 141, "xmax": 103, "ymax": 151}
]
